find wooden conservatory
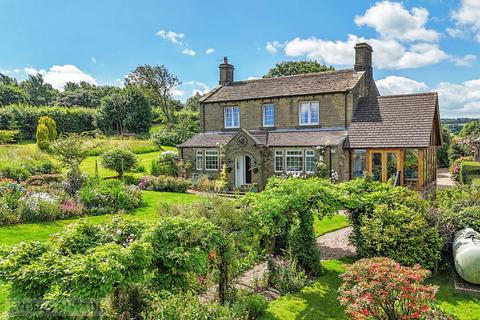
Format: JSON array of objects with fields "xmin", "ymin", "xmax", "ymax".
[{"xmin": 347, "ymin": 93, "xmax": 442, "ymax": 194}]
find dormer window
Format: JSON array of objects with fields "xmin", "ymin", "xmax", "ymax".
[
  {"xmin": 299, "ymin": 101, "xmax": 319, "ymax": 126},
  {"xmin": 263, "ymin": 104, "xmax": 275, "ymax": 127},
  {"xmin": 224, "ymin": 106, "xmax": 240, "ymax": 128}
]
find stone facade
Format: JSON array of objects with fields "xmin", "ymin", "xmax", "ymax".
[{"xmin": 179, "ymin": 42, "xmax": 384, "ymax": 191}]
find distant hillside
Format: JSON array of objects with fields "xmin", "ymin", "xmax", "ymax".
[{"xmin": 442, "ymin": 118, "xmax": 480, "ymax": 134}]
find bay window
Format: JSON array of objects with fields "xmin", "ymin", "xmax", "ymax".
[
  {"xmin": 275, "ymin": 150, "xmax": 284, "ymax": 172},
  {"xmin": 205, "ymin": 150, "xmax": 219, "ymax": 170},
  {"xmin": 224, "ymin": 106, "xmax": 240, "ymax": 128},
  {"xmin": 286, "ymin": 150, "xmax": 303, "ymax": 173},
  {"xmin": 305, "ymin": 150, "xmax": 315, "ymax": 173},
  {"xmin": 196, "ymin": 150, "xmax": 203, "ymax": 170}
]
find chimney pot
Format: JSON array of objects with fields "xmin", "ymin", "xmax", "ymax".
[{"xmin": 219, "ymin": 56, "xmax": 234, "ymax": 85}]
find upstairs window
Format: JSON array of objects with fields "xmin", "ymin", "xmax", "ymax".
[
  {"xmin": 263, "ymin": 104, "xmax": 275, "ymax": 127},
  {"xmin": 205, "ymin": 150, "xmax": 219, "ymax": 170},
  {"xmin": 224, "ymin": 106, "xmax": 240, "ymax": 128},
  {"xmin": 299, "ymin": 101, "xmax": 319, "ymax": 126}
]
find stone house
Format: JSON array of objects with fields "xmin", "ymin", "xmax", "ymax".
[{"xmin": 178, "ymin": 43, "xmax": 442, "ymax": 193}]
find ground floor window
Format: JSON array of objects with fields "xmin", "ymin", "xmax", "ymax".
[
  {"xmin": 352, "ymin": 149, "xmax": 366, "ymax": 177},
  {"xmin": 196, "ymin": 150, "xmax": 203, "ymax": 170},
  {"xmin": 305, "ymin": 150, "xmax": 315, "ymax": 173},
  {"xmin": 275, "ymin": 150, "xmax": 284, "ymax": 172},
  {"xmin": 205, "ymin": 150, "xmax": 219, "ymax": 170},
  {"xmin": 286, "ymin": 150, "xmax": 303, "ymax": 173}
]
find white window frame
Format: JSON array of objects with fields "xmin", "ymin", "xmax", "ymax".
[
  {"xmin": 205, "ymin": 150, "xmax": 219, "ymax": 171},
  {"xmin": 274, "ymin": 150, "xmax": 284, "ymax": 173},
  {"xmin": 285, "ymin": 150, "xmax": 304, "ymax": 173},
  {"xmin": 305, "ymin": 149, "xmax": 315, "ymax": 173},
  {"xmin": 262, "ymin": 104, "xmax": 275, "ymax": 127},
  {"xmin": 196, "ymin": 150, "xmax": 203, "ymax": 170},
  {"xmin": 224, "ymin": 106, "xmax": 240, "ymax": 128},
  {"xmin": 299, "ymin": 101, "xmax": 319, "ymax": 126}
]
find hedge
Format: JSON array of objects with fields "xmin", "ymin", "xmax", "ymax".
[
  {"xmin": 0, "ymin": 104, "xmax": 96, "ymax": 140},
  {"xmin": 460, "ymin": 161, "xmax": 480, "ymax": 184}
]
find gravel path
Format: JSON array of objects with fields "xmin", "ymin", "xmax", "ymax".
[{"xmin": 316, "ymin": 226, "xmax": 356, "ymax": 260}]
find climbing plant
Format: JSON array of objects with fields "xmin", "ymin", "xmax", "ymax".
[{"xmin": 242, "ymin": 177, "xmax": 342, "ymax": 276}]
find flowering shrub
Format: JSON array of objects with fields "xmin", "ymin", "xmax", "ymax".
[
  {"xmin": 450, "ymin": 156, "xmax": 473, "ymax": 182},
  {"xmin": 339, "ymin": 257, "xmax": 449, "ymax": 320},
  {"xmin": 19, "ymin": 191, "xmax": 60, "ymax": 222},
  {"xmin": 59, "ymin": 198, "xmax": 84, "ymax": 218},
  {"xmin": 79, "ymin": 178, "xmax": 143, "ymax": 215},
  {"xmin": 138, "ymin": 175, "xmax": 191, "ymax": 193}
]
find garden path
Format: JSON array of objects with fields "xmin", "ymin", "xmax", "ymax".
[
  {"xmin": 437, "ymin": 168, "xmax": 455, "ymax": 189},
  {"xmin": 316, "ymin": 226, "xmax": 356, "ymax": 260},
  {"xmin": 200, "ymin": 226, "xmax": 355, "ymax": 302}
]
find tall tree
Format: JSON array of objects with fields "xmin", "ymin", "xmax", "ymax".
[
  {"xmin": 184, "ymin": 93, "xmax": 201, "ymax": 112},
  {"xmin": 0, "ymin": 84, "xmax": 28, "ymax": 106},
  {"xmin": 0, "ymin": 73, "xmax": 18, "ymax": 85},
  {"xmin": 263, "ymin": 61, "xmax": 334, "ymax": 78},
  {"xmin": 20, "ymin": 73, "xmax": 58, "ymax": 106},
  {"xmin": 125, "ymin": 65, "xmax": 180, "ymax": 122},
  {"xmin": 96, "ymin": 86, "xmax": 152, "ymax": 135}
]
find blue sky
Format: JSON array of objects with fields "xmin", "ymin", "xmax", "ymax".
[{"xmin": 0, "ymin": 0, "xmax": 479, "ymax": 117}]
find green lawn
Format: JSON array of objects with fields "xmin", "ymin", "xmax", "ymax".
[
  {"xmin": 80, "ymin": 147, "xmax": 176, "ymax": 178},
  {"xmin": 0, "ymin": 191, "xmax": 199, "ymax": 246},
  {"xmin": 262, "ymin": 259, "xmax": 480, "ymax": 320},
  {"xmin": 0, "ymin": 190, "xmax": 201, "ymax": 316},
  {"xmin": 314, "ymin": 215, "xmax": 350, "ymax": 237}
]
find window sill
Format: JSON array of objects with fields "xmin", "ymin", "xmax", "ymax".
[
  {"xmin": 296, "ymin": 124, "xmax": 321, "ymax": 129},
  {"xmin": 222, "ymin": 128, "xmax": 240, "ymax": 132}
]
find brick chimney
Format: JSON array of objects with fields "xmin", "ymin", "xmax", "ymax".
[
  {"xmin": 354, "ymin": 43, "xmax": 372, "ymax": 76},
  {"xmin": 219, "ymin": 57, "xmax": 234, "ymax": 85},
  {"xmin": 354, "ymin": 43, "xmax": 376, "ymax": 96}
]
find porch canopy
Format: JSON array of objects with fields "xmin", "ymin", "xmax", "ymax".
[{"xmin": 346, "ymin": 92, "xmax": 442, "ymax": 191}]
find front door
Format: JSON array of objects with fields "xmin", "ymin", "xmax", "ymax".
[
  {"xmin": 367, "ymin": 149, "xmax": 402, "ymax": 183},
  {"xmin": 235, "ymin": 155, "xmax": 252, "ymax": 187}
]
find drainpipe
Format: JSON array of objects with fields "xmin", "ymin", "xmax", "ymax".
[
  {"xmin": 202, "ymin": 103, "xmax": 206, "ymax": 133},
  {"xmin": 344, "ymin": 92, "xmax": 348, "ymax": 129},
  {"xmin": 328, "ymin": 146, "xmax": 332, "ymax": 178}
]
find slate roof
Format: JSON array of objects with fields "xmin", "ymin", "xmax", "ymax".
[
  {"xmin": 199, "ymin": 69, "xmax": 364, "ymax": 103},
  {"xmin": 268, "ymin": 130, "xmax": 347, "ymax": 147},
  {"xmin": 178, "ymin": 132, "xmax": 235, "ymax": 147},
  {"xmin": 346, "ymin": 92, "xmax": 439, "ymax": 148},
  {"xmin": 178, "ymin": 129, "xmax": 348, "ymax": 148}
]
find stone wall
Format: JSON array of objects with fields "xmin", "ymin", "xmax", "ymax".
[{"xmin": 201, "ymin": 92, "xmax": 355, "ymax": 132}]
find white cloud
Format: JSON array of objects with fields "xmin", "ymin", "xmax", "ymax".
[
  {"xmin": 206, "ymin": 48, "xmax": 215, "ymax": 54},
  {"xmin": 265, "ymin": 41, "xmax": 283, "ymax": 54},
  {"xmin": 156, "ymin": 30, "xmax": 184, "ymax": 44},
  {"xmin": 182, "ymin": 48, "xmax": 196, "ymax": 56},
  {"xmin": 278, "ymin": 1, "xmax": 475, "ymax": 70},
  {"xmin": 247, "ymin": 76, "xmax": 259, "ymax": 80},
  {"xmin": 24, "ymin": 65, "xmax": 96, "ymax": 91},
  {"xmin": 172, "ymin": 88, "xmax": 184, "ymax": 96},
  {"xmin": 376, "ymin": 75, "xmax": 480, "ymax": 117},
  {"xmin": 284, "ymin": 35, "xmax": 450, "ymax": 69},
  {"xmin": 376, "ymin": 76, "xmax": 429, "ymax": 95},
  {"xmin": 449, "ymin": 0, "xmax": 480, "ymax": 42},
  {"xmin": 354, "ymin": 1, "xmax": 439, "ymax": 42},
  {"xmin": 177, "ymin": 81, "xmax": 210, "ymax": 97},
  {"xmin": 449, "ymin": 54, "xmax": 477, "ymax": 67},
  {"xmin": 437, "ymin": 79, "xmax": 480, "ymax": 116}
]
